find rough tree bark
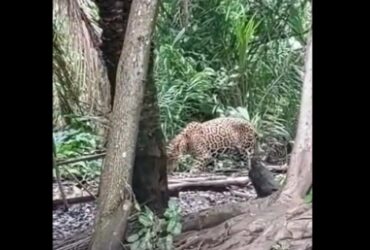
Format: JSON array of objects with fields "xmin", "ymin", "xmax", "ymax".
[
  {"xmin": 175, "ymin": 36, "xmax": 312, "ymax": 250},
  {"xmin": 88, "ymin": 0, "xmax": 160, "ymax": 249}
]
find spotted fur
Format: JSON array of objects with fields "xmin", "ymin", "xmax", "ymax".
[{"xmin": 167, "ymin": 117, "xmax": 259, "ymax": 172}]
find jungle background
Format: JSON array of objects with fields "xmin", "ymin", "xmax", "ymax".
[{"xmin": 53, "ymin": 0, "xmax": 312, "ymax": 249}]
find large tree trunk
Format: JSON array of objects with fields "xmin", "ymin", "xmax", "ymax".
[
  {"xmin": 175, "ymin": 36, "xmax": 312, "ymax": 250},
  {"xmin": 89, "ymin": 0, "xmax": 160, "ymax": 249}
]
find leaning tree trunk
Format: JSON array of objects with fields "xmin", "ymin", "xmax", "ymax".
[
  {"xmin": 89, "ymin": 0, "xmax": 160, "ymax": 249},
  {"xmin": 175, "ymin": 36, "xmax": 312, "ymax": 250}
]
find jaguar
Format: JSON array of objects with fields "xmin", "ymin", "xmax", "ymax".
[{"xmin": 166, "ymin": 117, "xmax": 259, "ymax": 173}]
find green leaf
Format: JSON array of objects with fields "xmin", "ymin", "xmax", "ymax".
[
  {"xmin": 130, "ymin": 240, "xmax": 141, "ymax": 250},
  {"xmin": 305, "ymin": 189, "xmax": 312, "ymax": 204},
  {"xmin": 167, "ymin": 219, "xmax": 176, "ymax": 233},
  {"xmin": 127, "ymin": 234, "xmax": 139, "ymax": 243},
  {"xmin": 172, "ymin": 28, "xmax": 186, "ymax": 46},
  {"xmin": 139, "ymin": 215, "xmax": 152, "ymax": 227},
  {"xmin": 144, "ymin": 230, "xmax": 151, "ymax": 242},
  {"xmin": 137, "ymin": 228, "xmax": 147, "ymax": 236}
]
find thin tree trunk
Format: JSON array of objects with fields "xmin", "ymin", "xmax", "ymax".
[{"xmin": 89, "ymin": 0, "xmax": 160, "ymax": 249}]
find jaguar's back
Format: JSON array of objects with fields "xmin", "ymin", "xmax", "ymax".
[{"xmin": 167, "ymin": 117, "xmax": 258, "ymax": 172}]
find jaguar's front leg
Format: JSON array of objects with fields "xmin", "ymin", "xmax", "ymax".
[{"xmin": 190, "ymin": 155, "xmax": 212, "ymax": 173}]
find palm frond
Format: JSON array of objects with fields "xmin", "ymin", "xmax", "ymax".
[{"xmin": 53, "ymin": 0, "xmax": 110, "ymax": 123}]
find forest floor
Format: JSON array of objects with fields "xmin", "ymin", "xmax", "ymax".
[{"xmin": 53, "ymin": 170, "xmax": 286, "ymax": 245}]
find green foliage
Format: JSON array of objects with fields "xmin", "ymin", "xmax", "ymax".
[
  {"xmin": 154, "ymin": 0, "xmax": 310, "ymax": 142},
  {"xmin": 128, "ymin": 200, "xmax": 182, "ymax": 250},
  {"xmin": 53, "ymin": 0, "xmax": 106, "ymax": 129},
  {"xmin": 53, "ymin": 121, "xmax": 103, "ymax": 180},
  {"xmin": 154, "ymin": 45, "xmax": 219, "ymax": 141}
]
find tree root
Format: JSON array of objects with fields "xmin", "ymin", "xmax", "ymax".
[{"xmin": 175, "ymin": 201, "xmax": 311, "ymax": 250}]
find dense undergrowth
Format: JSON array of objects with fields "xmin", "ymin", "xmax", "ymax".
[
  {"xmin": 154, "ymin": 0, "xmax": 310, "ymax": 142},
  {"xmin": 53, "ymin": 117, "xmax": 103, "ymax": 181}
]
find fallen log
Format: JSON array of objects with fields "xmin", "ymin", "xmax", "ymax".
[
  {"xmin": 213, "ymin": 164, "xmax": 287, "ymax": 174},
  {"xmin": 169, "ymin": 176, "xmax": 249, "ymax": 195},
  {"xmin": 53, "ymin": 166, "xmax": 285, "ymax": 208},
  {"xmin": 168, "ymin": 175, "xmax": 229, "ymax": 183},
  {"xmin": 53, "ymin": 176, "xmax": 251, "ymax": 208}
]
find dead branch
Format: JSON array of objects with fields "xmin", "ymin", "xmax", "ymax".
[
  {"xmin": 53, "ymin": 195, "xmax": 95, "ymax": 209},
  {"xmin": 61, "ymin": 166, "xmax": 97, "ymax": 199},
  {"xmin": 56, "ymin": 153, "xmax": 106, "ymax": 166}
]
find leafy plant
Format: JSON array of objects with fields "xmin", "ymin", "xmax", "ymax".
[
  {"xmin": 53, "ymin": 126, "xmax": 103, "ymax": 180},
  {"xmin": 128, "ymin": 200, "xmax": 182, "ymax": 250}
]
